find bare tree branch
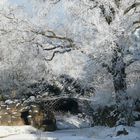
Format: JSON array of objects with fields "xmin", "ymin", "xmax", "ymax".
[
  {"xmin": 133, "ymin": 20, "xmax": 140, "ymax": 25},
  {"xmin": 44, "ymin": 49, "xmax": 71, "ymax": 61},
  {"xmin": 132, "ymin": 25, "xmax": 140, "ymax": 33},
  {"xmin": 124, "ymin": 2, "xmax": 140, "ymax": 14},
  {"xmin": 126, "ymin": 58, "xmax": 140, "ymax": 67},
  {"xmin": 31, "ymin": 30, "xmax": 74, "ymax": 47},
  {"xmin": 51, "ymin": 0, "xmax": 61, "ymax": 4},
  {"xmin": 35, "ymin": 42, "xmax": 62, "ymax": 51},
  {"xmin": 30, "ymin": 30, "xmax": 74, "ymax": 61}
]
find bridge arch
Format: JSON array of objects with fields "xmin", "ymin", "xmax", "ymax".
[{"xmin": 52, "ymin": 98, "xmax": 79, "ymax": 114}]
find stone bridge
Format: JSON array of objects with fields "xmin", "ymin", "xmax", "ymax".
[
  {"xmin": 0, "ymin": 96, "xmax": 93, "ymax": 131},
  {"xmin": 38, "ymin": 96, "xmax": 93, "ymax": 115}
]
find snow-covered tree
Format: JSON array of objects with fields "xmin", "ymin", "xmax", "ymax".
[
  {"xmin": 0, "ymin": 0, "xmax": 140, "ymax": 125},
  {"xmin": 56, "ymin": 0, "xmax": 140, "ymax": 125},
  {"xmin": 0, "ymin": 2, "xmax": 74, "ymax": 97}
]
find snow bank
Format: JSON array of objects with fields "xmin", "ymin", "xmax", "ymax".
[
  {"xmin": 0, "ymin": 121, "xmax": 140, "ymax": 140},
  {"xmin": 0, "ymin": 126, "xmax": 36, "ymax": 137},
  {"xmin": 56, "ymin": 114, "xmax": 91, "ymax": 129}
]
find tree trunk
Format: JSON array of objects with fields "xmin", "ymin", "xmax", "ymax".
[
  {"xmin": 111, "ymin": 48, "xmax": 127, "ymax": 98},
  {"xmin": 111, "ymin": 47, "xmax": 134, "ymax": 126}
]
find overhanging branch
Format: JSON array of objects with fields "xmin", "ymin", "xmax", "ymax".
[
  {"xmin": 44, "ymin": 49, "xmax": 71, "ymax": 61},
  {"xmin": 133, "ymin": 21, "xmax": 140, "ymax": 25},
  {"xmin": 124, "ymin": 2, "xmax": 140, "ymax": 14},
  {"xmin": 31, "ymin": 30, "xmax": 74, "ymax": 61},
  {"xmin": 132, "ymin": 26, "xmax": 140, "ymax": 33},
  {"xmin": 31, "ymin": 30, "xmax": 74, "ymax": 48},
  {"xmin": 126, "ymin": 58, "xmax": 140, "ymax": 67},
  {"xmin": 35, "ymin": 42, "xmax": 62, "ymax": 51}
]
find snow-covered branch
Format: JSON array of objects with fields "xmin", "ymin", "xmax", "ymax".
[
  {"xmin": 44, "ymin": 49, "xmax": 71, "ymax": 61},
  {"xmin": 30, "ymin": 30, "xmax": 74, "ymax": 48},
  {"xmin": 124, "ymin": 2, "xmax": 140, "ymax": 14},
  {"xmin": 126, "ymin": 58, "xmax": 140, "ymax": 67}
]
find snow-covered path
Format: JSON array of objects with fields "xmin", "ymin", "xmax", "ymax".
[{"xmin": 0, "ymin": 122, "xmax": 140, "ymax": 140}]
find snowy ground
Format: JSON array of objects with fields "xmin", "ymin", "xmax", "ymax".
[
  {"xmin": 56, "ymin": 113, "xmax": 92, "ymax": 129},
  {"xmin": 0, "ymin": 121, "xmax": 140, "ymax": 140}
]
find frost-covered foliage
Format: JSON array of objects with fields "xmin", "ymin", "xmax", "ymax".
[
  {"xmin": 20, "ymin": 74, "xmax": 95, "ymax": 99},
  {"xmin": 28, "ymin": 0, "xmax": 140, "ymax": 92},
  {"xmin": 0, "ymin": 2, "xmax": 73, "ymax": 97},
  {"xmin": 0, "ymin": 0, "xmax": 140, "ymax": 126},
  {"xmin": 55, "ymin": 0, "xmax": 140, "ymax": 125},
  {"xmin": 60, "ymin": 0, "xmax": 140, "ymax": 91},
  {"xmin": 0, "ymin": 6, "xmax": 47, "ymax": 96},
  {"xmin": 55, "ymin": 74, "xmax": 95, "ymax": 97}
]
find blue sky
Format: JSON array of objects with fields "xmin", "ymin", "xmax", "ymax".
[
  {"xmin": 8, "ymin": 0, "xmax": 69, "ymax": 29},
  {"xmin": 9, "ymin": 0, "xmax": 25, "ymax": 5},
  {"xmin": 9, "ymin": 0, "xmax": 33, "ymax": 15}
]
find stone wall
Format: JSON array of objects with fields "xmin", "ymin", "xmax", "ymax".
[
  {"xmin": 0, "ymin": 100, "xmax": 56, "ymax": 131},
  {"xmin": 0, "ymin": 97, "xmax": 94, "ymax": 130},
  {"xmin": 0, "ymin": 101, "xmax": 24, "ymax": 126}
]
